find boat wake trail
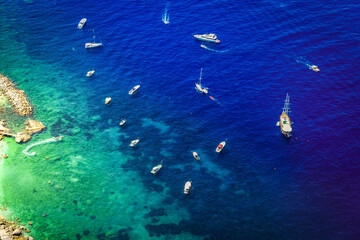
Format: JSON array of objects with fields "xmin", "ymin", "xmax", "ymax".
[
  {"xmin": 295, "ymin": 56, "xmax": 314, "ymax": 70},
  {"xmin": 162, "ymin": 5, "xmax": 170, "ymax": 24},
  {"xmin": 201, "ymin": 44, "xmax": 228, "ymax": 53},
  {"xmin": 22, "ymin": 136, "xmax": 63, "ymax": 156}
]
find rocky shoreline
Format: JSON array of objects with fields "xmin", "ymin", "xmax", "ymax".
[
  {"xmin": 0, "ymin": 215, "xmax": 33, "ymax": 240},
  {"xmin": 0, "ymin": 74, "xmax": 33, "ymax": 117},
  {"xmin": 0, "ymin": 119, "xmax": 46, "ymax": 143},
  {"xmin": 0, "ymin": 73, "xmax": 46, "ymax": 144}
]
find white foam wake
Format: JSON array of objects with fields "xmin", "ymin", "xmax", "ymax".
[
  {"xmin": 162, "ymin": 8, "xmax": 170, "ymax": 24},
  {"xmin": 200, "ymin": 44, "xmax": 228, "ymax": 53},
  {"xmin": 22, "ymin": 137, "xmax": 63, "ymax": 156},
  {"xmin": 295, "ymin": 56, "xmax": 313, "ymax": 69}
]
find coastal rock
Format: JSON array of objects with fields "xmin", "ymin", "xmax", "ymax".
[
  {"xmin": 24, "ymin": 119, "xmax": 46, "ymax": 134},
  {"xmin": 15, "ymin": 120, "xmax": 46, "ymax": 143},
  {"xmin": 15, "ymin": 133, "xmax": 31, "ymax": 143},
  {"xmin": 0, "ymin": 74, "xmax": 33, "ymax": 116},
  {"xmin": 12, "ymin": 228, "xmax": 21, "ymax": 235},
  {"xmin": 0, "ymin": 120, "xmax": 10, "ymax": 132}
]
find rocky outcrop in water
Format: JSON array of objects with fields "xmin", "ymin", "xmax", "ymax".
[
  {"xmin": 15, "ymin": 120, "xmax": 46, "ymax": 143},
  {"xmin": 0, "ymin": 119, "xmax": 46, "ymax": 143},
  {"xmin": 0, "ymin": 215, "xmax": 33, "ymax": 240},
  {"xmin": 0, "ymin": 74, "xmax": 33, "ymax": 116}
]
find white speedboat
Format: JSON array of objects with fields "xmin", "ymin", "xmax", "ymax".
[
  {"xmin": 129, "ymin": 85, "xmax": 140, "ymax": 95},
  {"xmin": 184, "ymin": 181, "xmax": 192, "ymax": 194},
  {"xmin": 105, "ymin": 97, "xmax": 111, "ymax": 104},
  {"xmin": 195, "ymin": 68, "xmax": 208, "ymax": 94},
  {"xmin": 192, "ymin": 151, "xmax": 200, "ymax": 160},
  {"xmin": 119, "ymin": 118, "xmax": 126, "ymax": 126},
  {"xmin": 194, "ymin": 33, "xmax": 220, "ymax": 43},
  {"xmin": 85, "ymin": 35, "xmax": 103, "ymax": 49},
  {"xmin": 311, "ymin": 65, "xmax": 320, "ymax": 72},
  {"xmin": 86, "ymin": 70, "xmax": 95, "ymax": 77},
  {"xmin": 130, "ymin": 138, "xmax": 139, "ymax": 147},
  {"xmin": 85, "ymin": 42, "xmax": 103, "ymax": 48},
  {"xmin": 151, "ymin": 161, "xmax": 163, "ymax": 174},
  {"xmin": 215, "ymin": 141, "xmax": 226, "ymax": 153},
  {"xmin": 78, "ymin": 18, "xmax": 87, "ymax": 29}
]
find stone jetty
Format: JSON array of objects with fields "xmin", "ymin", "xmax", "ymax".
[{"xmin": 0, "ymin": 74, "xmax": 33, "ymax": 116}]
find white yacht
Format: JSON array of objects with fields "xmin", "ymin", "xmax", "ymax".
[
  {"xmin": 194, "ymin": 33, "xmax": 220, "ymax": 43},
  {"xmin": 86, "ymin": 70, "xmax": 95, "ymax": 77},
  {"xmin": 105, "ymin": 97, "xmax": 111, "ymax": 105},
  {"xmin": 119, "ymin": 118, "xmax": 126, "ymax": 126},
  {"xmin": 151, "ymin": 161, "xmax": 163, "ymax": 174},
  {"xmin": 129, "ymin": 85, "xmax": 140, "ymax": 95},
  {"xmin": 78, "ymin": 18, "xmax": 87, "ymax": 29},
  {"xmin": 184, "ymin": 181, "xmax": 192, "ymax": 194},
  {"xmin": 192, "ymin": 152, "xmax": 200, "ymax": 160},
  {"xmin": 130, "ymin": 138, "xmax": 139, "ymax": 147}
]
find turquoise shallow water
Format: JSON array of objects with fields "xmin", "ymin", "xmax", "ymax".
[{"xmin": 0, "ymin": 0, "xmax": 360, "ymax": 239}]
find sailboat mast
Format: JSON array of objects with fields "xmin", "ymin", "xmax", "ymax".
[
  {"xmin": 282, "ymin": 93, "xmax": 291, "ymax": 115},
  {"xmin": 199, "ymin": 68, "xmax": 203, "ymax": 85}
]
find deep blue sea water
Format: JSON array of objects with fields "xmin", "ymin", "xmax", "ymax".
[{"xmin": 0, "ymin": 0, "xmax": 359, "ymax": 239}]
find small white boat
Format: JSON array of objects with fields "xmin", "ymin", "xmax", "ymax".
[
  {"xmin": 78, "ymin": 18, "xmax": 87, "ymax": 29},
  {"xmin": 184, "ymin": 181, "xmax": 192, "ymax": 194},
  {"xmin": 311, "ymin": 65, "xmax": 320, "ymax": 72},
  {"xmin": 119, "ymin": 118, "xmax": 126, "ymax": 126},
  {"xmin": 105, "ymin": 97, "xmax": 111, "ymax": 104},
  {"xmin": 151, "ymin": 161, "xmax": 163, "ymax": 174},
  {"xmin": 85, "ymin": 35, "xmax": 103, "ymax": 49},
  {"xmin": 194, "ymin": 33, "xmax": 220, "ymax": 43},
  {"xmin": 215, "ymin": 141, "xmax": 226, "ymax": 153},
  {"xmin": 195, "ymin": 68, "xmax": 208, "ymax": 94},
  {"xmin": 130, "ymin": 138, "xmax": 139, "ymax": 147},
  {"xmin": 192, "ymin": 151, "xmax": 200, "ymax": 160},
  {"xmin": 128, "ymin": 85, "xmax": 140, "ymax": 95},
  {"xmin": 86, "ymin": 70, "xmax": 95, "ymax": 77}
]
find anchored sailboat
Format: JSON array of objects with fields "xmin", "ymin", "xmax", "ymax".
[
  {"xmin": 276, "ymin": 93, "xmax": 292, "ymax": 137},
  {"xmin": 85, "ymin": 35, "xmax": 103, "ymax": 49},
  {"xmin": 195, "ymin": 68, "xmax": 208, "ymax": 94}
]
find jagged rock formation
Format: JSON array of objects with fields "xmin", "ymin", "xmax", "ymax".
[
  {"xmin": 15, "ymin": 120, "xmax": 46, "ymax": 143},
  {"xmin": 0, "ymin": 119, "xmax": 46, "ymax": 143},
  {"xmin": 0, "ymin": 74, "xmax": 33, "ymax": 116},
  {"xmin": 0, "ymin": 215, "xmax": 33, "ymax": 240}
]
